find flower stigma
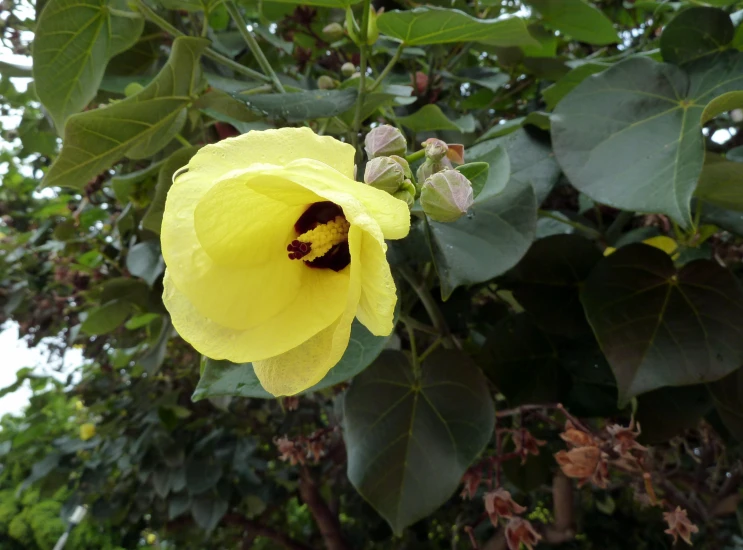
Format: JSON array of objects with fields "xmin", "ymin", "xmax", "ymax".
[{"xmin": 287, "ymin": 201, "xmax": 351, "ymax": 272}]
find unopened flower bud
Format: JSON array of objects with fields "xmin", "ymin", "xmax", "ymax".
[
  {"xmin": 124, "ymin": 82, "xmax": 144, "ymax": 97},
  {"xmin": 364, "ymin": 156, "xmax": 405, "ymax": 193},
  {"xmin": 423, "ymin": 138, "xmax": 449, "ymax": 161},
  {"xmin": 388, "ymin": 155, "xmax": 412, "ymax": 178},
  {"xmin": 364, "ymin": 124, "xmax": 407, "ymax": 159},
  {"xmin": 421, "ymin": 170, "xmax": 474, "ymax": 223},
  {"xmin": 322, "ymin": 22, "xmax": 345, "ymax": 41},
  {"xmin": 416, "ymin": 158, "xmax": 448, "ymax": 183},
  {"xmin": 317, "ymin": 75, "xmax": 336, "ymax": 90},
  {"xmin": 341, "ymin": 62, "xmax": 356, "ymax": 77},
  {"xmin": 393, "ymin": 179, "xmax": 416, "ymax": 207}
]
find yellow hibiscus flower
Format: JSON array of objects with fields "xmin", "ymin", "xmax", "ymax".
[{"xmin": 161, "ymin": 127, "xmax": 410, "ymax": 396}]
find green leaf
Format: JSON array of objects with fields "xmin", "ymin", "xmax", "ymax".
[
  {"xmin": 142, "ymin": 147, "xmax": 199, "ymax": 234},
  {"xmin": 708, "ymin": 368, "xmax": 743, "ymax": 440},
  {"xmin": 191, "ymin": 494, "xmax": 228, "ymax": 532},
  {"xmin": 237, "ymin": 89, "xmax": 357, "ymax": 122},
  {"xmin": 660, "ymin": 7, "xmax": 733, "ymax": 65},
  {"xmin": 523, "ymin": 0, "xmax": 619, "ymax": 45},
  {"xmin": 473, "ymin": 128, "xmax": 560, "ymax": 204},
  {"xmin": 268, "ymin": 0, "xmax": 360, "ymax": 7},
  {"xmin": 466, "ymin": 144, "xmax": 510, "ymax": 200},
  {"xmin": 542, "ymin": 62, "xmax": 609, "ymax": 110},
  {"xmin": 186, "ymin": 458, "xmax": 222, "ymax": 494},
  {"xmin": 636, "ymin": 385, "xmax": 713, "ymax": 443},
  {"xmin": 480, "ymin": 315, "xmax": 563, "ymax": 405},
  {"xmin": 453, "ymin": 67, "xmax": 509, "ymax": 92},
  {"xmin": 43, "ymin": 36, "xmax": 209, "ymax": 189},
  {"xmin": 192, "ymin": 318, "xmax": 394, "ymax": 400},
  {"xmin": 695, "ymin": 155, "xmax": 743, "ymax": 211},
  {"xmin": 126, "ymin": 240, "xmax": 164, "ymax": 286},
  {"xmin": 397, "ymin": 104, "xmax": 468, "ymax": 133},
  {"xmin": 427, "ymin": 178, "xmax": 537, "ymax": 300},
  {"xmin": 552, "ymin": 53, "xmax": 743, "ymax": 227},
  {"xmin": 138, "ymin": 317, "xmax": 172, "ymax": 375},
  {"xmin": 81, "ymin": 299, "xmax": 133, "ymax": 335},
  {"xmin": 343, "ymin": 349, "xmax": 494, "ymax": 535},
  {"xmin": 510, "ymin": 234, "xmax": 602, "ymax": 337},
  {"xmin": 377, "ymin": 7, "xmax": 539, "ymax": 47},
  {"xmin": 456, "ymin": 163, "xmax": 489, "ymax": 198},
  {"xmin": 33, "ymin": 0, "xmax": 144, "ymax": 130},
  {"xmin": 580, "ymin": 243, "xmax": 743, "ymax": 404},
  {"xmin": 477, "ymin": 117, "xmax": 525, "ymax": 142}
]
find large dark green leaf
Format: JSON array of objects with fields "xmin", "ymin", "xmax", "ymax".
[
  {"xmin": 708, "ymin": 368, "xmax": 743, "ymax": 440},
  {"xmin": 238, "ymin": 89, "xmax": 357, "ymax": 122},
  {"xmin": 542, "ymin": 62, "xmax": 609, "ymax": 110},
  {"xmin": 377, "ymin": 7, "xmax": 539, "ymax": 47},
  {"xmin": 33, "ymin": 0, "xmax": 144, "ymax": 130},
  {"xmin": 552, "ymin": 53, "xmax": 743, "ymax": 227},
  {"xmin": 523, "ymin": 0, "xmax": 619, "ymax": 45},
  {"xmin": 472, "ymin": 128, "xmax": 560, "ymax": 204},
  {"xmin": 343, "ymin": 349, "xmax": 494, "ymax": 534},
  {"xmin": 81, "ymin": 299, "xmax": 133, "ymax": 335},
  {"xmin": 510, "ymin": 234, "xmax": 602, "ymax": 337},
  {"xmin": 466, "ymin": 144, "xmax": 509, "ymax": 200},
  {"xmin": 660, "ymin": 7, "xmax": 733, "ymax": 65},
  {"xmin": 43, "ymin": 36, "xmax": 208, "ymax": 189},
  {"xmin": 427, "ymin": 178, "xmax": 537, "ymax": 300},
  {"xmin": 397, "ymin": 104, "xmax": 471, "ymax": 133},
  {"xmin": 192, "ymin": 318, "xmax": 393, "ymax": 400},
  {"xmin": 580, "ymin": 243, "xmax": 743, "ymax": 403},
  {"xmin": 480, "ymin": 315, "xmax": 563, "ymax": 405},
  {"xmin": 636, "ymin": 385, "xmax": 713, "ymax": 443},
  {"xmin": 126, "ymin": 240, "xmax": 164, "ymax": 287}
]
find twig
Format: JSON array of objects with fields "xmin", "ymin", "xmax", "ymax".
[
  {"xmin": 351, "ymin": 0, "xmax": 371, "ymax": 149},
  {"xmin": 225, "ymin": 1, "xmax": 286, "ymax": 93},
  {"xmin": 369, "ymin": 42, "xmax": 404, "ymax": 92},
  {"xmin": 465, "ymin": 526, "xmax": 480, "ymax": 549},
  {"xmin": 397, "ymin": 265, "xmax": 453, "ymax": 348},
  {"xmin": 298, "ymin": 468, "xmax": 349, "ymax": 550}
]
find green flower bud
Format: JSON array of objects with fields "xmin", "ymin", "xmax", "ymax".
[
  {"xmin": 420, "ymin": 169, "xmax": 474, "ymax": 223},
  {"xmin": 364, "ymin": 156, "xmax": 405, "ymax": 193},
  {"xmin": 341, "ymin": 62, "xmax": 356, "ymax": 77},
  {"xmin": 423, "ymin": 138, "xmax": 449, "ymax": 162},
  {"xmin": 322, "ymin": 22, "xmax": 345, "ymax": 41},
  {"xmin": 393, "ymin": 179, "xmax": 416, "ymax": 207},
  {"xmin": 364, "ymin": 124, "xmax": 407, "ymax": 159},
  {"xmin": 317, "ymin": 75, "xmax": 336, "ymax": 90},
  {"xmin": 388, "ymin": 155, "xmax": 412, "ymax": 179},
  {"xmin": 416, "ymin": 158, "xmax": 448, "ymax": 184},
  {"xmin": 124, "ymin": 82, "xmax": 145, "ymax": 97}
]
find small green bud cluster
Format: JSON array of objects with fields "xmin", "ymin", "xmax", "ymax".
[{"xmin": 363, "ymin": 126, "xmax": 415, "ymax": 206}]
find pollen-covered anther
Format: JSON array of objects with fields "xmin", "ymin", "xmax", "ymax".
[{"xmin": 287, "ymin": 216, "xmax": 350, "ymax": 262}]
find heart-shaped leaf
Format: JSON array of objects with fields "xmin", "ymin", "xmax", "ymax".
[
  {"xmin": 660, "ymin": 7, "xmax": 733, "ymax": 65},
  {"xmin": 580, "ymin": 243, "xmax": 743, "ymax": 403},
  {"xmin": 343, "ymin": 349, "xmax": 494, "ymax": 534},
  {"xmin": 43, "ymin": 36, "xmax": 209, "ymax": 189},
  {"xmin": 33, "ymin": 0, "xmax": 144, "ymax": 130},
  {"xmin": 552, "ymin": 53, "xmax": 743, "ymax": 227},
  {"xmin": 377, "ymin": 7, "xmax": 538, "ymax": 47}
]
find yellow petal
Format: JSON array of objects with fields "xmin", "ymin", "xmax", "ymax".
[
  {"xmin": 252, "ymin": 226, "xmax": 364, "ymax": 396},
  {"xmin": 355, "ymin": 229, "xmax": 397, "ymax": 336},
  {"xmin": 185, "ymin": 126, "xmax": 356, "ymax": 180},
  {"xmin": 164, "ymin": 267, "xmax": 349, "ymax": 362},
  {"xmin": 643, "ymin": 235, "xmax": 679, "ymax": 259},
  {"xmin": 246, "ymin": 159, "xmax": 411, "ymax": 241},
  {"xmin": 163, "ymin": 169, "xmax": 348, "ymax": 334}
]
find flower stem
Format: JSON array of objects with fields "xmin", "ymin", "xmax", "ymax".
[
  {"xmin": 403, "ymin": 320, "xmax": 420, "ymax": 377},
  {"xmin": 351, "ymin": 0, "xmax": 371, "ymax": 149},
  {"xmin": 405, "ymin": 149, "xmax": 425, "ymax": 163},
  {"xmin": 537, "ymin": 209, "xmax": 603, "ymax": 240},
  {"xmin": 397, "ymin": 265, "xmax": 453, "ymax": 348},
  {"xmin": 225, "ymin": 1, "xmax": 286, "ymax": 93},
  {"xmin": 369, "ymin": 42, "xmax": 404, "ymax": 93},
  {"xmin": 134, "ymin": 0, "xmax": 271, "ymax": 84}
]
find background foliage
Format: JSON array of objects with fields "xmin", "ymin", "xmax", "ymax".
[{"xmin": 2, "ymin": 0, "xmax": 743, "ymax": 548}]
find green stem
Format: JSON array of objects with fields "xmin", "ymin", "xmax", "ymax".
[
  {"xmin": 537, "ymin": 210, "xmax": 603, "ymax": 240},
  {"xmin": 351, "ymin": 0, "xmax": 371, "ymax": 149},
  {"xmin": 225, "ymin": 1, "xmax": 286, "ymax": 93},
  {"xmin": 604, "ymin": 210, "xmax": 634, "ymax": 244},
  {"xmin": 369, "ymin": 42, "xmax": 404, "ymax": 93},
  {"xmin": 135, "ymin": 0, "xmax": 271, "ymax": 84},
  {"xmin": 405, "ymin": 149, "xmax": 425, "ymax": 163},
  {"xmin": 418, "ymin": 338, "xmax": 442, "ymax": 364},
  {"xmin": 398, "ymin": 265, "xmax": 453, "ymax": 349},
  {"xmin": 403, "ymin": 319, "xmax": 420, "ymax": 376},
  {"xmin": 399, "ymin": 314, "xmax": 438, "ymax": 336},
  {"xmin": 174, "ymin": 133, "xmax": 191, "ymax": 147},
  {"xmin": 109, "ymin": 7, "xmax": 144, "ymax": 19}
]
